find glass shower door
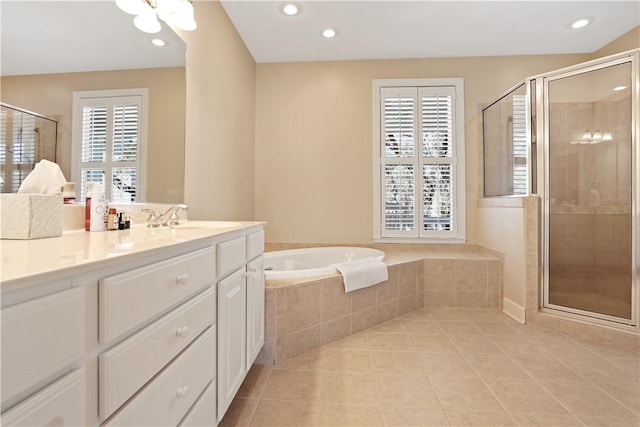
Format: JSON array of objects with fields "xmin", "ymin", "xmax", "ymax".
[{"xmin": 544, "ymin": 59, "xmax": 634, "ymax": 322}]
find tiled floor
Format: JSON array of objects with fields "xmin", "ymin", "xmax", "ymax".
[{"xmin": 220, "ymin": 308, "xmax": 640, "ymax": 427}]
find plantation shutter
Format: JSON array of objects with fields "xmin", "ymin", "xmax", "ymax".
[
  {"xmin": 0, "ymin": 110, "xmax": 5, "ymax": 189},
  {"xmin": 512, "ymin": 94, "xmax": 527, "ymax": 194},
  {"xmin": 76, "ymin": 95, "xmax": 142, "ymax": 202},
  {"xmin": 380, "ymin": 86, "xmax": 458, "ymax": 238},
  {"xmin": 381, "ymin": 87, "xmax": 418, "ymax": 236},
  {"xmin": 420, "ymin": 88, "xmax": 455, "ymax": 234}
]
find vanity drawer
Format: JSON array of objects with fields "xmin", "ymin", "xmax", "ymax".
[
  {"xmin": 104, "ymin": 326, "xmax": 216, "ymax": 427},
  {"xmin": 99, "ymin": 287, "xmax": 216, "ymax": 419},
  {"xmin": 217, "ymin": 236, "xmax": 246, "ymax": 278},
  {"xmin": 178, "ymin": 380, "xmax": 216, "ymax": 426},
  {"xmin": 99, "ymin": 246, "xmax": 215, "ymax": 343},
  {"xmin": 246, "ymin": 230, "xmax": 264, "ymax": 261},
  {"xmin": 1, "ymin": 368, "xmax": 86, "ymax": 427},
  {"xmin": 1, "ymin": 287, "xmax": 85, "ymax": 405}
]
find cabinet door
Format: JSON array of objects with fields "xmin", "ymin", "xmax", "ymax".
[
  {"xmin": 217, "ymin": 268, "xmax": 246, "ymax": 423},
  {"xmin": 246, "ymin": 256, "xmax": 265, "ymax": 371}
]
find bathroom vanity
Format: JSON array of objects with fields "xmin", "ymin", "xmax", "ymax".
[{"xmin": 0, "ymin": 221, "xmax": 265, "ymax": 426}]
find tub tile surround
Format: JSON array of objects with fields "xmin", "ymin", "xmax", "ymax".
[
  {"xmin": 257, "ymin": 262, "xmax": 425, "ymax": 364},
  {"xmin": 221, "ymin": 307, "xmax": 640, "ymax": 427},
  {"xmin": 259, "ymin": 243, "xmax": 502, "ymax": 364}
]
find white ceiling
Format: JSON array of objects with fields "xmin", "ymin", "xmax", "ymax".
[
  {"xmin": 220, "ymin": 0, "xmax": 640, "ymax": 63},
  {"xmin": 1, "ymin": 1, "xmax": 186, "ymax": 76},
  {"xmin": 1, "ymin": 1, "xmax": 637, "ymax": 76}
]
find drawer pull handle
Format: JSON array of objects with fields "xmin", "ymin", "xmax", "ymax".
[
  {"xmin": 176, "ymin": 326, "xmax": 190, "ymax": 338},
  {"xmin": 176, "ymin": 274, "xmax": 189, "ymax": 285},
  {"xmin": 176, "ymin": 386, "xmax": 189, "ymax": 398}
]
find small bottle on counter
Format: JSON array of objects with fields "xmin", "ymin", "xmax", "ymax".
[
  {"xmin": 62, "ymin": 182, "xmax": 76, "ymax": 204},
  {"xmin": 107, "ymin": 208, "xmax": 118, "ymax": 230},
  {"xmin": 118, "ymin": 213, "xmax": 126, "ymax": 230}
]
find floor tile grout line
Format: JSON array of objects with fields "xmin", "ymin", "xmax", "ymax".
[
  {"xmin": 548, "ymin": 338, "xmax": 640, "ymax": 414},
  {"xmin": 444, "ymin": 332, "xmax": 521, "ymax": 426},
  {"xmin": 493, "ymin": 341, "xmax": 591, "ymax": 425}
]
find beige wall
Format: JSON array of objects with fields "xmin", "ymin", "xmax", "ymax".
[
  {"xmin": 255, "ymin": 54, "xmax": 590, "ymax": 244},
  {"xmin": 178, "ymin": 1, "xmax": 256, "ymax": 221},
  {"xmin": 593, "ymin": 26, "xmax": 640, "ymax": 58},
  {"xmin": 1, "ymin": 67, "xmax": 186, "ymax": 203}
]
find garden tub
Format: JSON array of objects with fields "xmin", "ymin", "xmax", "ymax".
[{"xmin": 264, "ymin": 246, "xmax": 385, "ymax": 280}]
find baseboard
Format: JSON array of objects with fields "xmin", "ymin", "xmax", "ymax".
[{"xmin": 503, "ymin": 298, "xmax": 526, "ymax": 324}]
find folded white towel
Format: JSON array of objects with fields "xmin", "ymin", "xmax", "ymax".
[{"xmin": 332, "ymin": 257, "xmax": 389, "ymax": 293}]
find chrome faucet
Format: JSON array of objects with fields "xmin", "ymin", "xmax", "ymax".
[
  {"xmin": 160, "ymin": 204, "xmax": 188, "ymax": 226},
  {"xmin": 141, "ymin": 208, "xmax": 162, "ymax": 228},
  {"xmin": 142, "ymin": 204, "xmax": 188, "ymax": 228}
]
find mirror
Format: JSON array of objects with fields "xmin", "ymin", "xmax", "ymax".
[{"xmin": 0, "ymin": 0, "xmax": 186, "ymax": 203}]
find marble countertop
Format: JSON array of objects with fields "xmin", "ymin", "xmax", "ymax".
[{"xmin": 1, "ymin": 221, "xmax": 265, "ymax": 289}]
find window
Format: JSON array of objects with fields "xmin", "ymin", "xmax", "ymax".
[
  {"xmin": 72, "ymin": 89, "xmax": 147, "ymax": 202},
  {"xmin": 373, "ymin": 79, "xmax": 465, "ymax": 242}
]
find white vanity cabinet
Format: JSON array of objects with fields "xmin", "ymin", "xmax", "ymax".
[
  {"xmin": 216, "ymin": 230, "xmax": 265, "ymax": 423},
  {"xmin": 0, "ymin": 221, "xmax": 266, "ymax": 427}
]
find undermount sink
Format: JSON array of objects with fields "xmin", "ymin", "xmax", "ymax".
[{"xmin": 170, "ymin": 221, "xmax": 243, "ymax": 230}]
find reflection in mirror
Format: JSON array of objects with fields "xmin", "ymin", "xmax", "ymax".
[
  {"xmin": 0, "ymin": 103, "xmax": 58, "ymax": 192},
  {"xmin": 483, "ymin": 82, "xmax": 529, "ymax": 197},
  {"xmin": 0, "ymin": 1, "xmax": 186, "ymax": 203}
]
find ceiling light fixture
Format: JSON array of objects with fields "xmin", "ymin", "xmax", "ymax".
[
  {"xmin": 116, "ymin": 0, "xmax": 197, "ymax": 34},
  {"xmin": 322, "ymin": 28, "xmax": 337, "ymax": 38},
  {"xmin": 578, "ymin": 130, "xmax": 613, "ymax": 144},
  {"xmin": 282, "ymin": 3, "xmax": 299, "ymax": 16},
  {"xmin": 613, "ymin": 85, "xmax": 627, "ymax": 91},
  {"xmin": 151, "ymin": 38, "xmax": 166, "ymax": 47},
  {"xmin": 571, "ymin": 18, "xmax": 590, "ymax": 29}
]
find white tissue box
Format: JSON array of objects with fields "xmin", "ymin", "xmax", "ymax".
[{"xmin": 0, "ymin": 194, "xmax": 63, "ymax": 239}]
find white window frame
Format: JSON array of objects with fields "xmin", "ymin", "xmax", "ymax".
[
  {"xmin": 373, "ymin": 78, "xmax": 466, "ymax": 243},
  {"xmin": 71, "ymin": 88, "xmax": 148, "ymax": 202}
]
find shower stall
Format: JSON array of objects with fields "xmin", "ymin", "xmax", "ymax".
[
  {"xmin": 0, "ymin": 103, "xmax": 58, "ymax": 193},
  {"xmin": 483, "ymin": 49, "xmax": 639, "ymax": 328}
]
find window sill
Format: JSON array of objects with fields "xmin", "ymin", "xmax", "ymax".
[
  {"xmin": 477, "ymin": 196, "xmax": 527, "ymax": 208},
  {"xmin": 373, "ymin": 237, "xmax": 466, "ymax": 244}
]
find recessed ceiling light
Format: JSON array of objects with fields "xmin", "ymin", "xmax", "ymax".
[
  {"xmin": 613, "ymin": 85, "xmax": 627, "ymax": 91},
  {"xmin": 322, "ymin": 28, "xmax": 337, "ymax": 38},
  {"xmin": 571, "ymin": 18, "xmax": 590, "ymax": 29},
  {"xmin": 282, "ymin": 3, "xmax": 299, "ymax": 16},
  {"xmin": 151, "ymin": 38, "xmax": 166, "ymax": 47}
]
